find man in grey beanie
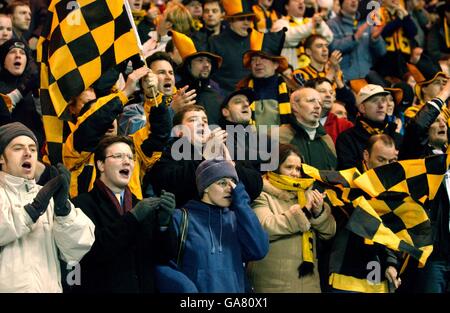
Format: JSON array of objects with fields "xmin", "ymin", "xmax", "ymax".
[
  {"xmin": 155, "ymin": 158, "xmax": 269, "ymax": 293},
  {"xmin": 0, "ymin": 122, "xmax": 95, "ymax": 292}
]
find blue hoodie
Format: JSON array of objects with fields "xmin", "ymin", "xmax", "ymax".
[{"xmin": 172, "ymin": 182, "xmax": 269, "ymax": 293}]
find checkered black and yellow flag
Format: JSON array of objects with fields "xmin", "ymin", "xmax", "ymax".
[
  {"xmin": 37, "ymin": 0, "xmax": 140, "ymax": 164},
  {"xmin": 302, "ymin": 154, "xmax": 450, "ymax": 266}
]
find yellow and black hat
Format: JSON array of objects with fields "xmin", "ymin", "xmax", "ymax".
[
  {"xmin": 407, "ymin": 58, "xmax": 448, "ymax": 101},
  {"xmin": 242, "ymin": 28, "xmax": 288, "ymax": 73},
  {"xmin": 169, "ymin": 30, "xmax": 222, "ymax": 71},
  {"xmin": 223, "ymin": 0, "xmax": 256, "ymax": 18}
]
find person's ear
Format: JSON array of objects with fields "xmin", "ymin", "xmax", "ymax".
[
  {"xmin": 96, "ymin": 160, "xmax": 105, "ymax": 174},
  {"xmin": 305, "ymin": 47, "xmax": 312, "ymax": 57},
  {"xmin": 357, "ymin": 102, "xmax": 366, "ymax": 115},
  {"xmin": 222, "ymin": 107, "xmax": 230, "ymax": 118},
  {"xmin": 363, "ymin": 149, "xmax": 370, "ymax": 165},
  {"xmin": 0, "ymin": 155, "xmax": 5, "ymax": 165}
]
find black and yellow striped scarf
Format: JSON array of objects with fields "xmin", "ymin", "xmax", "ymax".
[
  {"xmin": 247, "ymin": 76, "xmax": 291, "ymax": 125},
  {"xmin": 359, "ymin": 119, "xmax": 388, "ymax": 135},
  {"xmin": 293, "ymin": 65, "xmax": 343, "ymax": 89},
  {"xmin": 253, "ymin": 4, "xmax": 279, "ymax": 32},
  {"xmin": 266, "ymin": 171, "xmax": 316, "ymax": 277}
]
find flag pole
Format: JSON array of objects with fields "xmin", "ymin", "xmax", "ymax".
[{"xmin": 123, "ymin": 0, "xmax": 158, "ymax": 104}]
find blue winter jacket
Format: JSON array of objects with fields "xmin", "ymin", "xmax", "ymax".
[
  {"xmin": 172, "ymin": 182, "xmax": 269, "ymax": 293},
  {"xmin": 327, "ymin": 12, "xmax": 386, "ymax": 81}
]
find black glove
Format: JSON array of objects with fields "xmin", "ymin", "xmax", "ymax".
[
  {"xmin": 56, "ymin": 163, "xmax": 71, "ymax": 184},
  {"xmin": 53, "ymin": 175, "xmax": 71, "ymax": 216},
  {"xmin": 131, "ymin": 197, "xmax": 160, "ymax": 223},
  {"xmin": 158, "ymin": 190, "xmax": 176, "ymax": 226},
  {"xmin": 25, "ymin": 176, "xmax": 61, "ymax": 222},
  {"xmin": 17, "ymin": 70, "xmax": 39, "ymax": 97}
]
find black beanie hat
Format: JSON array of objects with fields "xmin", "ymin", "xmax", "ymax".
[
  {"xmin": 0, "ymin": 122, "xmax": 38, "ymax": 155},
  {"xmin": 0, "ymin": 39, "xmax": 27, "ymax": 67}
]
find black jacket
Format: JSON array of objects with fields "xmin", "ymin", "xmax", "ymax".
[
  {"xmin": 399, "ymin": 98, "xmax": 450, "ymax": 262},
  {"xmin": 208, "ymin": 26, "xmax": 251, "ymax": 96},
  {"xmin": 0, "ymin": 69, "xmax": 44, "ymax": 149},
  {"xmin": 145, "ymin": 137, "xmax": 263, "ymax": 207},
  {"xmin": 336, "ymin": 116, "xmax": 402, "ymax": 171},
  {"xmin": 72, "ymin": 184, "xmax": 176, "ymax": 293},
  {"xmin": 177, "ymin": 72, "xmax": 223, "ymax": 126}
]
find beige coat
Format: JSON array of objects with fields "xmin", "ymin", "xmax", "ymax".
[{"xmin": 247, "ymin": 188, "xmax": 336, "ymax": 293}]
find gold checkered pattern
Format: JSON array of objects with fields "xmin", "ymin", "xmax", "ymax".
[
  {"xmin": 37, "ymin": 0, "xmax": 139, "ymax": 164},
  {"xmin": 301, "ymin": 154, "xmax": 450, "ymax": 267}
]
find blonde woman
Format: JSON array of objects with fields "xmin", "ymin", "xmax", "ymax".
[
  {"xmin": 143, "ymin": 2, "xmax": 195, "ymax": 57},
  {"xmin": 248, "ymin": 144, "xmax": 336, "ymax": 292}
]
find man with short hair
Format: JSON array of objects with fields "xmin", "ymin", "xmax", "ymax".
[
  {"xmin": 292, "ymin": 34, "xmax": 343, "ymax": 86},
  {"xmin": 329, "ymin": 133, "xmax": 401, "ymax": 293},
  {"xmin": 363, "ymin": 133, "xmax": 398, "ymax": 170},
  {"xmin": 304, "ymin": 77, "xmax": 353, "ymax": 143},
  {"xmin": 146, "ymin": 104, "xmax": 264, "ymax": 207},
  {"xmin": 330, "ymin": 101, "xmax": 348, "ymax": 119},
  {"xmin": 279, "ymin": 87, "xmax": 337, "ymax": 170},
  {"xmin": 192, "ymin": 0, "xmax": 225, "ymax": 51},
  {"xmin": 72, "ymin": 135, "xmax": 177, "ymax": 293},
  {"xmin": 336, "ymin": 84, "xmax": 401, "ymax": 171},
  {"xmin": 0, "ymin": 122, "xmax": 95, "ymax": 292},
  {"xmin": 5, "ymin": 0, "xmax": 31, "ymax": 42},
  {"xmin": 219, "ymin": 88, "xmax": 271, "ymax": 171}
]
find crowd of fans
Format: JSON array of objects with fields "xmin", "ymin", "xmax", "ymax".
[{"xmin": 0, "ymin": 0, "xmax": 449, "ymax": 293}]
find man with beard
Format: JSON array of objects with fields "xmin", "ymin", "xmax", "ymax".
[{"xmin": 171, "ymin": 30, "xmax": 224, "ymax": 125}]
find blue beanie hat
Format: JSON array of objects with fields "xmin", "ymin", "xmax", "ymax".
[{"xmin": 196, "ymin": 159, "xmax": 239, "ymax": 196}]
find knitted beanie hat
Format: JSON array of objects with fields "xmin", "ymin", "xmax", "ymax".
[{"xmin": 195, "ymin": 159, "xmax": 238, "ymax": 196}]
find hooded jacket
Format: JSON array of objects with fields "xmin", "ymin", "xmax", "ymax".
[
  {"xmin": 172, "ymin": 182, "xmax": 269, "ymax": 292},
  {"xmin": 146, "ymin": 137, "xmax": 264, "ymax": 207}
]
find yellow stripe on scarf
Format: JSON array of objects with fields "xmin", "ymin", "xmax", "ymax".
[{"xmin": 267, "ymin": 171, "xmax": 315, "ymax": 276}]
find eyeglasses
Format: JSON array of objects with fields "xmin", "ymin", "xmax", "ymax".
[{"xmin": 105, "ymin": 153, "xmax": 135, "ymax": 162}]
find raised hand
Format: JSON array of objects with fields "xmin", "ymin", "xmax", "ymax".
[
  {"xmin": 24, "ymin": 176, "xmax": 62, "ymax": 222},
  {"xmin": 158, "ymin": 190, "xmax": 176, "ymax": 227},
  {"xmin": 131, "ymin": 197, "xmax": 161, "ymax": 223},
  {"xmin": 172, "ymin": 85, "xmax": 197, "ymax": 113}
]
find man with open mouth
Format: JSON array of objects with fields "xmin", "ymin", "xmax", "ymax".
[
  {"xmin": 71, "ymin": 135, "xmax": 177, "ymax": 293},
  {"xmin": 0, "ymin": 122, "xmax": 95, "ymax": 292}
]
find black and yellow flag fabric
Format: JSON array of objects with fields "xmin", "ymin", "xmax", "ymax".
[
  {"xmin": 37, "ymin": 0, "xmax": 140, "ymax": 164},
  {"xmin": 301, "ymin": 154, "xmax": 450, "ymax": 267}
]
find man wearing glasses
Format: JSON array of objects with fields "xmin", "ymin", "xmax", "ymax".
[{"xmin": 71, "ymin": 136, "xmax": 177, "ymax": 293}]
